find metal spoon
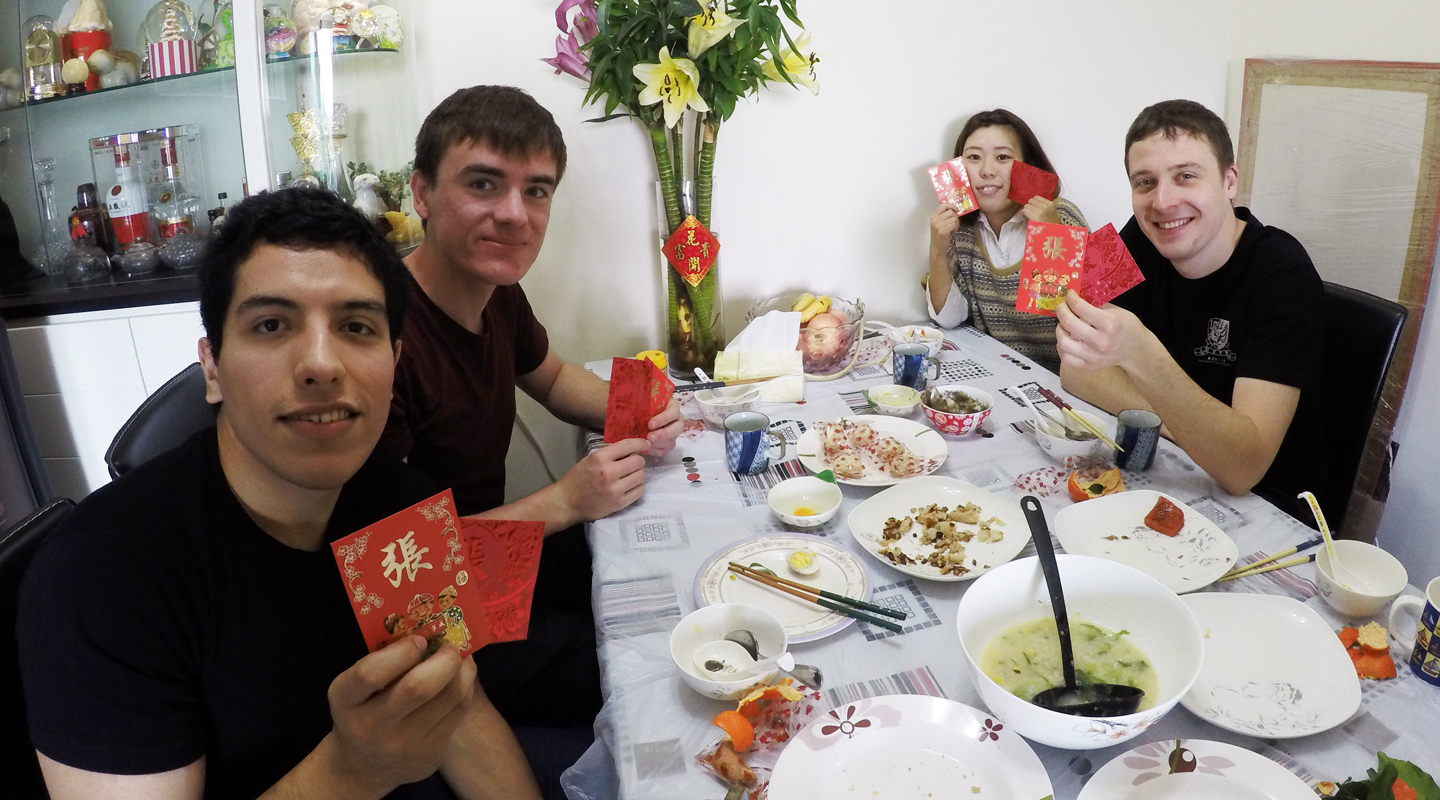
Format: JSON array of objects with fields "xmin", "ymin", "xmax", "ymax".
[
  {"xmin": 724, "ymin": 629, "xmax": 824, "ymax": 689},
  {"xmin": 1021, "ymin": 496, "xmax": 1145, "ymax": 717},
  {"xmin": 1020, "ymin": 393, "xmax": 1067, "ymax": 438}
]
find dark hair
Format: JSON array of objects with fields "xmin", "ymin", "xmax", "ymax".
[
  {"xmin": 952, "ymin": 109, "xmax": 1062, "ymax": 196},
  {"xmin": 1124, "ymin": 99, "xmax": 1234, "ymax": 172},
  {"xmin": 413, "ymin": 85, "xmax": 567, "ymax": 187},
  {"xmin": 199, "ymin": 187, "xmax": 410, "ymax": 358}
]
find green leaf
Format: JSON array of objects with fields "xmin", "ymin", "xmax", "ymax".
[
  {"xmin": 584, "ymin": 112, "xmax": 634, "ymax": 123},
  {"xmin": 1386, "ymin": 753, "xmax": 1440, "ymax": 800},
  {"xmin": 817, "ymin": 470, "xmax": 837, "ymax": 484},
  {"xmin": 669, "ymin": 0, "xmax": 703, "ymax": 17}
]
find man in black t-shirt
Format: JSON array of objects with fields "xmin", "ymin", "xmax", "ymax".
[
  {"xmin": 1055, "ymin": 100, "xmax": 1324, "ymax": 517},
  {"xmin": 17, "ymin": 189, "xmax": 541, "ymax": 800}
]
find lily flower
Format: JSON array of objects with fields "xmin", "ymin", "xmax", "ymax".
[
  {"xmin": 542, "ymin": 29, "xmax": 590, "ymax": 80},
  {"xmin": 686, "ymin": 3, "xmax": 744, "ymax": 58},
  {"xmin": 761, "ymin": 31, "xmax": 822, "ymax": 95},
  {"xmin": 554, "ymin": 0, "xmax": 599, "ymax": 43},
  {"xmin": 633, "ymin": 46, "xmax": 709, "ymax": 128}
]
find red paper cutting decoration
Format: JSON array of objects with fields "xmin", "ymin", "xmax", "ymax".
[{"xmin": 663, "ymin": 215, "xmax": 720, "ymax": 288}]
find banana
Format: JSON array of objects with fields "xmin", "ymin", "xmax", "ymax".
[
  {"xmin": 790, "ymin": 293, "xmax": 816, "ymax": 312},
  {"xmin": 799, "ymin": 295, "xmax": 831, "ymax": 324}
]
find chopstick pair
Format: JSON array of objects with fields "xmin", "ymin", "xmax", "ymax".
[
  {"xmin": 727, "ymin": 562, "xmax": 906, "ymax": 633},
  {"xmin": 1035, "ymin": 388, "xmax": 1125, "ymax": 453},
  {"xmin": 1218, "ymin": 553, "xmax": 1317, "ymax": 582},
  {"xmin": 1220, "ymin": 536, "xmax": 1324, "ymax": 580}
]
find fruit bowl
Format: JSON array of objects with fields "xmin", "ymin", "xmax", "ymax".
[{"xmin": 748, "ymin": 293, "xmax": 865, "ymax": 376}]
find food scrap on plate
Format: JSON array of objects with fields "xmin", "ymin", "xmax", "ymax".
[
  {"xmin": 698, "ymin": 678, "xmax": 822, "ymax": 799},
  {"xmin": 1318, "ymin": 751, "xmax": 1437, "ymax": 799},
  {"xmin": 1143, "ymin": 495, "xmax": 1185, "ymax": 536},
  {"xmin": 876, "ymin": 501, "xmax": 1005, "ymax": 577},
  {"xmin": 1067, "ymin": 458, "xmax": 1126, "ymax": 502},
  {"xmin": 818, "ymin": 419, "xmax": 928, "ymax": 480},
  {"xmin": 1339, "ymin": 623, "xmax": 1397, "ymax": 680}
]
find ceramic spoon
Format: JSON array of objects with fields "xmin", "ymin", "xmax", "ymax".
[
  {"xmin": 1022, "ymin": 496, "xmax": 1145, "ymax": 717},
  {"xmin": 1298, "ymin": 491, "xmax": 1370, "ymax": 592},
  {"xmin": 724, "ymin": 629, "xmax": 824, "ymax": 689},
  {"xmin": 1020, "ymin": 393, "xmax": 1068, "ymax": 438}
]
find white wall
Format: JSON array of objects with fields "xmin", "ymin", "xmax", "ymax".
[
  {"xmin": 1223, "ymin": 1, "xmax": 1440, "ymax": 583},
  {"xmin": 418, "ymin": 0, "xmax": 1231, "ymax": 484}
]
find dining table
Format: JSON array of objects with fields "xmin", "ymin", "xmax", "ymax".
[{"xmin": 561, "ymin": 325, "xmax": 1439, "ymax": 800}]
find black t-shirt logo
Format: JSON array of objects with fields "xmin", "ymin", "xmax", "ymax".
[{"xmin": 1195, "ymin": 318, "xmax": 1238, "ymax": 364}]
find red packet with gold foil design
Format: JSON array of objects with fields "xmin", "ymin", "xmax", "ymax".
[
  {"xmin": 1078, "ymin": 223, "xmax": 1144, "ymax": 306},
  {"xmin": 1007, "ymin": 160, "xmax": 1059, "ymax": 206},
  {"xmin": 330, "ymin": 490, "xmax": 544, "ymax": 657},
  {"xmin": 604, "ymin": 356, "xmax": 674, "ymax": 443},
  {"xmin": 927, "ymin": 157, "xmax": 978, "ymax": 216},
  {"xmin": 455, "ymin": 518, "xmax": 545, "ymax": 647},
  {"xmin": 1016, "ymin": 222, "xmax": 1088, "ymax": 317}
]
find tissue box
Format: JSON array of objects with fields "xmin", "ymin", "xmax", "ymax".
[{"xmin": 713, "ymin": 350, "xmax": 802, "ymax": 383}]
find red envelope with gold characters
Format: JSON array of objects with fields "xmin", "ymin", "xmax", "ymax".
[
  {"xmin": 1078, "ymin": 223, "xmax": 1144, "ymax": 306},
  {"xmin": 1016, "ymin": 222, "xmax": 1088, "ymax": 317},
  {"xmin": 927, "ymin": 157, "xmax": 978, "ymax": 216},
  {"xmin": 604, "ymin": 356, "xmax": 675, "ymax": 443},
  {"xmin": 1007, "ymin": 160, "xmax": 1059, "ymax": 206},
  {"xmin": 330, "ymin": 490, "xmax": 545, "ymax": 657}
]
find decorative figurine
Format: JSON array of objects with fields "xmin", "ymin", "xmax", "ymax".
[
  {"xmin": 86, "ymin": 49, "xmax": 141, "ymax": 88},
  {"xmin": 142, "ymin": 0, "xmax": 199, "ymax": 78},
  {"xmin": 367, "ymin": 3, "xmax": 402, "ymax": 49},
  {"xmin": 61, "ymin": 0, "xmax": 113, "ymax": 91},
  {"xmin": 291, "ymin": 0, "xmax": 369, "ymax": 39},
  {"xmin": 351, "ymin": 173, "xmax": 385, "ymax": 220},
  {"xmin": 23, "ymin": 16, "xmax": 65, "ymax": 101},
  {"xmin": 199, "ymin": 2, "xmax": 235, "ymax": 70},
  {"xmin": 263, "ymin": 6, "xmax": 297, "ymax": 57}
]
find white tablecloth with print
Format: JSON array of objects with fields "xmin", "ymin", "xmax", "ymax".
[{"xmin": 565, "ymin": 327, "xmax": 1437, "ymax": 800}]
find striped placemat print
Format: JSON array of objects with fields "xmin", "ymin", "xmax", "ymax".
[
  {"xmin": 597, "ymin": 574, "xmax": 681, "ymax": 639},
  {"xmin": 824, "ymin": 665, "xmax": 948, "ymax": 709}
]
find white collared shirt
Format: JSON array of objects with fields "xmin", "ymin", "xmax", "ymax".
[{"xmin": 927, "ymin": 212, "xmax": 1028, "ymax": 328}]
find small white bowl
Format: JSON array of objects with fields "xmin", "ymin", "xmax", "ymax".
[
  {"xmin": 1034, "ymin": 409, "xmax": 1110, "ymax": 464},
  {"xmin": 1315, "ymin": 540, "xmax": 1408, "ymax": 618},
  {"xmin": 695, "ymin": 386, "xmax": 759, "ymax": 428},
  {"xmin": 884, "ymin": 325, "xmax": 944, "ymax": 357},
  {"xmin": 956, "ymin": 555, "xmax": 1203, "ymax": 750},
  {"xmin": 865, "ymin": 384, "xmax": 921, "ymax": 416},
  {"xmin": 670, "ymin": 603, "xmax": 789, "ymax": 700},
  {"xmin": 767, "ymin": 476, "xmax": 843, "ymax": 528}
]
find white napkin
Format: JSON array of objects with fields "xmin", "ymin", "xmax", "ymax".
[{"xmin": 726, "ymin": 310, "xmax": 801, "ymax": 352}]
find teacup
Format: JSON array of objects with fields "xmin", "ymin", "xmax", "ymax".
[
  {"xmin": 724, "ymin": 411, "xmax": 786, "ymax": 475},
  {"xmin": 892, "ymin": 343, "xmax": 940, "ymax": 392},
  {"xmin": 1314, "ymin": 540, "xmax": 1407, "ymax": 618},
  {"xmin": 1389, "ymin": 576, "xmax": 1440, "ymax": 686}
]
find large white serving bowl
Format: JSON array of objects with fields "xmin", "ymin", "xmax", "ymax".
[
  {"xmin": 669, "ymin": 603, "xmax": 788, "ymax": 701},
  {"xmin": 955, "ymin": 554, "xmax": 1204, "ymax": 750}
]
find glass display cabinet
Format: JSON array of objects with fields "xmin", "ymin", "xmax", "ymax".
[{"xmin": 0, "ymin": 0, "xmax": 422, "ymax": 500}]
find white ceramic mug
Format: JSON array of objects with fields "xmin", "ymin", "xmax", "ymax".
[{"xmin": 1388, "ymin": 576, "xmax": 1440, "ymax": 686}]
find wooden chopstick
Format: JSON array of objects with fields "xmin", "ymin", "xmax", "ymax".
[
  {"xmin": 727, "ymin": 564, "xmax": 904, "ymax": 633},
  {"xmin": 727, "ymin": 561, "xmax": 907, "ymax": 621},
  {"xmin": 1221, "ymin": 537, "xmax": 1324, "ymax": 579},
  {"xmin": 1036, "ymin": 388, "xmax": 1125, "ymax": 452},
  {"xmin": 1217, "ymin": 553, "xmax": 1316, "ymax": 582}
]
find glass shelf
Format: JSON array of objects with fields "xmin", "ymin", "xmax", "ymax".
[
  {"xmin": 265, "ymin": 46, "xmax": 398, "ymax": 65},
  {"xmin": 25, "ymin": 66, "xmax": 236, "ymax": 109}
]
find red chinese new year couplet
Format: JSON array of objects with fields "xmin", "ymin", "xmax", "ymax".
[
  {"xmin": 1016, "ymin": 221, "xmax": 1088, "ymax": 317},
  {"xmin": 604, "ymin": 357, "xmax": 675, "ymax": 443},
  {"xmin": 330, "ymin": 490, "xmax": 545, "ymax": 656},
  {"xmin": 1077, "ymin": 223, "xmax": 1145, "ymax": 307},
  {"xmin": 927, "ymin": 157, "xmax": 979, "ymax": 216},
  {"xmin": 664, "ymin": 215, "xmax": 720, "ymax": 288},
  {"xmin": 1007, "ymin": 160, "xmax": 1060, "ymax": 207}
]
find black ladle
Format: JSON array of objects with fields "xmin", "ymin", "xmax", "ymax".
[{"xmin": 1022, "ymin": 496, "xmax": 1145, "ymax": 717}]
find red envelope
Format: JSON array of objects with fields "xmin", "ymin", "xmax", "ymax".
[
  {"xmin": 927, "ymin": 157, "xmax": 979, "ymax": 216},
  {"xmin": 1016, "ymin": 222, "xmax": 1088, "ymax": 317},
  {"xmin": 1078, "ymin": 223, "xmax": 1145, "ymax": 306},
  {"xmin": 330, "ymin": 490, "xmax": 545, "ymax": 657},
  {"xmin": 1007, "ymin": 160, "xmax": 1059, "ymax": 206},
  {"xmin": 604, "ymin": 357, "xmax": 675, "ymax": 443}
]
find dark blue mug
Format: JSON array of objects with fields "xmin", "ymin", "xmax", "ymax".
[
  {"xmin": 1114, "ymin": 409, "xmax": 1161, "ymax": 471},
  {"xmin": 725, "ymin": 411, "xmax": 787, "ymax": 475},
  {"xmin": 892, "ymin": 343, "xmax": 940, "ymax": 392}
]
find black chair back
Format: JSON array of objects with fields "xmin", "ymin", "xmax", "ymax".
[
  {"xmin": 1316, "ymin": 282, "xmax": 1406, "ymax": 530},
  {"xmin": 0, "ymin": 497, "xmax": 75, "ymax": 800},
  {"xmin": 0, "ymin": 318, "xmax": 51, "ymax": 528},
  {"xmin": 104, "ymin": 363, "xmax": 215, "ymax": 479}
]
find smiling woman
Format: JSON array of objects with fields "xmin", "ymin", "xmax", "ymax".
[{"xmin": 923, "ymin": 109, "xmax": 1087, "ymax": 372}]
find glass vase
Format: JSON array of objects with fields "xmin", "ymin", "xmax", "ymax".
[{"xmin": 656, "ymin": 180, "xmax": 722, "ymax": 378}]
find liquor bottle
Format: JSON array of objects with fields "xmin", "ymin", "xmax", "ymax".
[
  {"xmin": 106, "ymin": 146, "xmax": 153, "ymax": 248},
  {"xmin": 70, "ymin": 182, "xmax": 116, "ymax": 254},
  {"xmin": 151, "ymin": 138, "xmax": 200, "ymax": 239}
]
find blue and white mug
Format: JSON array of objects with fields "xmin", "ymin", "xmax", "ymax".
[
  {"xmin": 1114, "ymin": 409, "xmax": 1161, "ymax": 471},
  {"xmin": 892, "ymin": 343, "xmax": 940, "ymax": 392},
  {"xmin": 1389, "ymin": 576, "xmax": 1440, "ymax": 686},
  {"xmin": 725, "ymin": 411, "xmax": 787, "ymax": 475}
]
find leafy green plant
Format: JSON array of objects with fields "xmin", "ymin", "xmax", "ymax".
[{"xmin": 346, "ymin": 160, "xmax": 413, "ymax": 213}]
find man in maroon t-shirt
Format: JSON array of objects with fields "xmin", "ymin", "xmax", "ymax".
[{"xmin": 378, "ymin": 86, "xmax": 684, "ymax": 770}]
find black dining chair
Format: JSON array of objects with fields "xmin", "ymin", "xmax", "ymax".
[
  {"xmin": 1259, "ymin": 282, "xmax": 1405, "ymax": 532},
  {"xmin": 0, "ymin": 497, "xmax": 76, "ymax": 800},
  {"xmin": 104, "ymin": 362, "xmax": 216, "ymax": 479},
  {"xmin": 0, "ymin": 317, "xmax": 51, "ymax": 529}
]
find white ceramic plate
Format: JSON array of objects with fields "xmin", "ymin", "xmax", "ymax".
[
  {"xmin": 1078, "ymin": 738, "xmax": 1315, "ymax": 800},
  {"xmin": 796, "ymin": 415, "xmax": 948, "ymax": 487},
  {"xmin": 847, "ymin": 476, "xmax": 1029, "ymax": 582},
  {"xmin": 693, "ymin": 534, "xmax": 868, "ymax": 643},
  {"xmin": 1180, "ymin": 593, "xmax": 1361, "ymax": 738},
  {"xmin": 1053, "ymin": 490, "xmax": 1239, "ymax": 593},
  {"xmin": 768, "ymin": 695, "xmax": 1052, "ymax": 800}
]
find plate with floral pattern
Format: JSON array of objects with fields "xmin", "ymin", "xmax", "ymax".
[
  {"xmin": 694, "ymin": 534, "xmax": 868, "ymax": 643},
  {"xmin": 1078, "ymin": 739, "xmax": 1314, "ymax": 799},
  {"xmin": 1180, "ymin": 593, "xmax": 1360, "ymax": 738},
  {"xmin": 767, "ymin": 695, "xmax": 1052, "ymax": 799}
]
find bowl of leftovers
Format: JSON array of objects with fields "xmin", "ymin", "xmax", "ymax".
[
  {"xmin": 671, "ymin": 603, "xmax": 789, "ymax": 701},
  {"xmin": 921, "ymin": 385, "xmax": 993, "ymax": 435},
  {"xmin": 767, "ymin": 476, "xmax": 843, "ymax": 528}
]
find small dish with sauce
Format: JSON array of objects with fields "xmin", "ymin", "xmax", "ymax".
[{"xmin": 767, "ymin": 476, "xmax": 843, "ymax": 529}]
